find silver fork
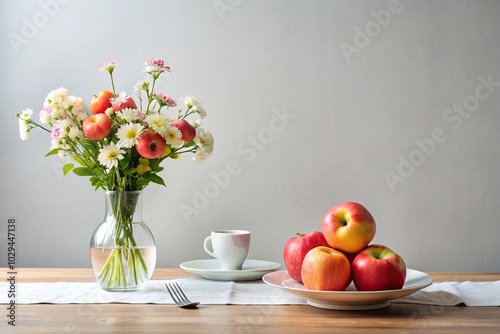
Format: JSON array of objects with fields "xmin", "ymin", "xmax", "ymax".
[{"xmin": 165, "ymin": 282, "xmax": 200, "ymax": 309}]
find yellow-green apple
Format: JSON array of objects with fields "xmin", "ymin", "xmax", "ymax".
[
  {"xmin": 135, "ymin": 129, "xmax": 166, "ymax": 159},
  {"xmin": 82, "ymin": 113, "xmax": 112, "ymax": 140},
  {"xmin": 351, "ymin": 244, "xmax": 406, "ymax": 291},
  {"xmin": 90, "ymin": 90, "xmax": 114, "ymax": 114},
  {"xmin": 322, "ymin": 201, "xmax": 376, "ymax": 253},
  {"xmin": 283, "ymin": 231, "xmax": 330, "ymax": 283},
  {"xmin": 301, "ymin": 246, "xmax": 351, "ymax": 291},
  {"xmin": 171, "ymin": 119, "xmax": 196, "ymax": 142}
]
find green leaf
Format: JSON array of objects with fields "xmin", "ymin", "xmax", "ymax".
[
  {"xmin": 90, "ymin": 176, "xmax": 100, "ymax": 186},
  {"xmin": 62, "ymin": 163, "xmax": 74, "ymax": 176},
  {"xmin": 89, "ymin": 176, "xmax": 105, "ymax": 190},
  {"xmin": 45, "ymin": 148, "xmax": 60, "ymax": 157},
  {"xmin": 146, "ymin": 173, "xmax": 166, "ymax": 186},
  {"xmin": 183, "ymin": 140, "xmax": 196, "ymax": 148},
  {"xmin": 72, "ymin": 154, "xmax": 82, "ymax": 165},
  {"xmin": 135, "ymin": 179, "xmax": 150, "ymax": 189},
  {"xmin": 73, "ymin": 167, "xmax": 94, "ymax": 176}
]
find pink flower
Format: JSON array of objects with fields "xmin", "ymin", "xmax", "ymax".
[
  {"xmin": 39, "ymin": 105, "xmax": 53, "ymax": 124},
  {"xmin": 98, "ymin": 61, "xmax": 118, "ymax": 73},
  {"xmin": 50, "ymin": 124, "xmax": 62, "ymax": 140},
  {"xmin": 144, "ymin": 58, "xmax": 171, "ymax": 74},
  {"xmin": 154, "ymin": 92, "xmax": 176, "ymax": 108}
]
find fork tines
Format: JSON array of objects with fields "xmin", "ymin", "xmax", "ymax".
[{"xmin": 165, "ymin": 282, "xmax": 199, "ymax": 308}]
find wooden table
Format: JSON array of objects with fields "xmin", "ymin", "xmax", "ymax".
[{"xmin": 3, "ymin": 268, "xmax": 500, "ymax": 333}]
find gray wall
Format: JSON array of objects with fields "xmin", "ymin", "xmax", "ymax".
[{"xmin": 1, "ymin": 0, "xmax": 499, "ymax": 272}]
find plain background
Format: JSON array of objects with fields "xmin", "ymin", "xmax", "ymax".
[{"xmin": 1, "ymin": 0, "xmax": 499, "ymax": 272}]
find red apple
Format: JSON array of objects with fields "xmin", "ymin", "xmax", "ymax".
[
  {"xmin": 342, "ymin": 251, "xmax": 358, "ymax": 265},
  {"xmin": 171, "ymin": 119, "xmax": 196, "ymax": 142},
  {"xmin": 341, "ymin": 250, "xmax": 357, "ymax": 285},
  {"xmin": 90, "ymin": 90, "xmax": 114, "ymax": 114},
  {"xmin": 111, "ymin": 95, "xmax": 137, "ymax": 112},
  {"xmin": 322, "ymin": 201, "xmax": 376, "ymax": 254},
  {"xmin": 283, "ymin": 231, "xmax": 330, "ymax": 283},
  {"xmin": 82, "ymin": 113, "xmax": 112, "ymax": 140},
  {"xmin": 135, "ymin": 129, "xmax": 166, "ymax": 159},
  {"xmin": 351, "ymin": 244, "xmax": 406, "ymax": 291},
  {"xmin": 301, "ymin": 246, "xmax": 351, "ymax": 291}
]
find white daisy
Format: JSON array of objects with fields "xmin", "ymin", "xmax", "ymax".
[
  {"xmin": 182, "ymin": 96, "xmax": 207, "ymax": 119},
  {"xmin": 117, "ymin": 108, "xmax": 140, "ymax": 122},
  {"xmin": 117, "ymin": 123, "xmax": 144, "ymax": 148},
  {"xmin": 68, "ymin": 126, "xmax": 82, "ymax": 139},
  {"xmin": 144, "ymin": 113, "xmax": 170, "ymax": 135},
  {"xmin": 19, "ymin": 122, "xmax": 30, "ymax": 140},
  {"xmin": 163, "ymin": 125, "xmax": 183, "ymax": 148},
  {"xmin": 134, "ymin": 81, "xmax": 148, "ymax": 92},
  {"xmin": 105, "ymin": 107, "xmax": 115, "ymax": 117},
  {"xmin": 18, "ymin": 109, "xmax": 33, "ymax": 141},
  {"xmin": 50, "ymin": 137, "xmax": 63, "ymax": 150},
  {"xmin": 45, "ymin": 87, "xmax": 68, "ymax": 105},
  {"xmin": 39, "ymin": 106, "xmax": 52, "ymax": 124},
  {"xmin": 20, "ymin": 108, "xmax": 33, "ymax": 118},
  {"xmin": 110, "ymin": 91, "xmax": 130, "ymax": 105},
  {"xmin": 18, "ymin": 108, "xmax": 33, "ymax": 122},
  {"xmin": 98, "ymin": 142, "xmax": 125, "ymax": 170},
  {"xmin": 51, "ymin": 107, "xmax": 66, "ymax": 120},
  {"xmin": 67, "ymin": 96, "xmax": 87, "ymax": 121},
  {"xmin": 193, "ymin": 128, "xmax": 214, "ymax": 162},
  {"xmin": 57, "ymin": 119, "xmax": 73, "ymax": 136},
  {"xmin": 44, "ymin": 88, "xmax": 69, "ymax": 120}
]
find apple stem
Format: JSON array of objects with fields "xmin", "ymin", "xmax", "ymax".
[{"xmin": 296, "ymin": 233, "xmax": 305, "ymax": 237}]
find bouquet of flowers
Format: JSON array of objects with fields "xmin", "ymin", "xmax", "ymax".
[{"xmin": 17, "ymin": 58, "xmax": 214, "ymax": 289}]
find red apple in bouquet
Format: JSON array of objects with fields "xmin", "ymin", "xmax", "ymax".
[
  {"xmin": 82, "ymin": 113, "xmax": 112, "ymax": 140},
  {"xmin": 90, "ymin": 90, "xmax": 114, "ymax": 114},
  {"xmin": 322, "ymin": 201, "xmax": 376, "ymax": 254},
  {"xmin": 171, "ymin": 119, "xmax": 196, "ymax": 142},
  {"xmin": 135, "ymin": 129, "xmax": 166, "ymax": 159},
  {"xmin": 301, "ymin": 246, "xmax": 351, "ymax": 291},
  {"xmin": 283, "ymin": 231, "xmax": 330, "ymax": 283},
  {"xmin": 111, "ymin": 94, "xmax": 137, "ymax": 111},
  {"xmin": 351, "ymin": 244, "xmax": 406, "ymax": 291}
]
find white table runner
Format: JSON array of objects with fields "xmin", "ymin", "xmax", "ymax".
[{"xmin": 1, "ymin": 279, "xmax": 499, "ymax": 306}]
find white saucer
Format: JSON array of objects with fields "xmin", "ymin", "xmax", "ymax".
[
  {"xmin": 180, "ymin": 259, "xmax": 281, "ymax": 281},
  {"xmin": 262, "ymin": 269, "xmax": 433, "ymax": 310}
]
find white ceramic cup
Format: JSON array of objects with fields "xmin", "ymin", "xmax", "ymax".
[{"xmin": 203, "ymin": 230, "xmax": 251, "ymax": 270}]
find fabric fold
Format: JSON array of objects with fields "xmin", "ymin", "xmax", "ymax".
[
  {"xmin": 1, "ymin": 279, "xmax": 499, "ymax": 307},
  {"xmin": 393, "ymin": 280, "xmax": 500, "ymax": 306}
]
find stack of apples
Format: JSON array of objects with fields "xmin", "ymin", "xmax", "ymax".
[
  {"xmin": 82, "ymin": 90, "xmax": 197, "ymax": 159},
  {"xmin": 283, "ymin": 202, "xmax": 407, "ymax": 291}
]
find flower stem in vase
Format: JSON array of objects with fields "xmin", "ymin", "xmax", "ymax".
[{"xmin": 92, "ymin": 191, "xmax": 155, "ymax": 291}]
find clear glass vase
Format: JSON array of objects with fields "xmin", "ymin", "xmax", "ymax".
[{"xmin": 90, "ymin": 191, "xmax": 156, "ymax": 291}]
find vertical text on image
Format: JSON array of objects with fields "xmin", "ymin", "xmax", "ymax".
[{"xmin": 6, "ymin": 218, "xmax": 17, "ymax": 327}]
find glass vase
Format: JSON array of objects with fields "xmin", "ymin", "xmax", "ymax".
[{"xmin": 90, "ymin": 191, "xmax": 156, "ymax": 291}]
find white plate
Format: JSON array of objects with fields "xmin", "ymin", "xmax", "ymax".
[
  {"xmin": 262, "ymin": 269, "xmax": 433, "ymax": 310},
  {"xmin": 180, "ymin": 259, "xmax": 281, "ymax": 281}
]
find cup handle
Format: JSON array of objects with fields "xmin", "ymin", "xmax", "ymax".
[{"xmin": 203, "ymin": 236, "xmax": 216, "ymax": 258}]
